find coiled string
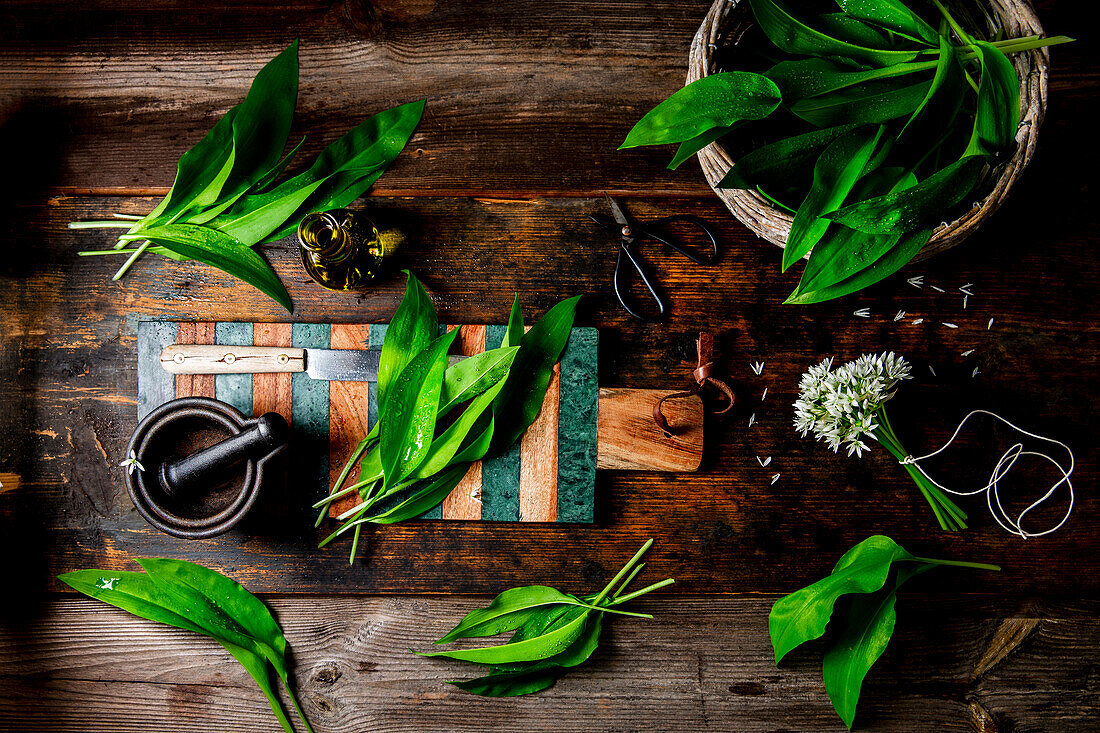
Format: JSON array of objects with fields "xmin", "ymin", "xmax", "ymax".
[{"xmin": 900, "ymin": 410, "xmax": 1075, "ymax": 539}]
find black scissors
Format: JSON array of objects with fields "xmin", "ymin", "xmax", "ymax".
[{"xmin": 588, "ymin": 195, "xmax": 721, "ymax": 321}]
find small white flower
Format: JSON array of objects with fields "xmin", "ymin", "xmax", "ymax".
[
  {"xmin": 119, "ymin": 450, "xmax": 144, "ymax": 476},
  {"xmin": 894, "ymin": 310, "xmax": 906, "ymax": 322},
  {"xmin": 907, "ymin": 276, "xmax": 924, "ymax": 288},
  {"xmin": 756, "ymin": 456, "xmax": 772, "ymax": 467},
  {"xmin": 959, "ymin": 283, "xmax": 974, "ymax": 295},
  {"xmin": 750, "ymin": 361, "xmax": 765, "ymax": 376},
  {"xmin": 792, "ymin": 352, "xmax": 911, "ymax": 458},
  {"xmin": 853, "ymin": 308, "xmax": 871, "ymax": 318}
]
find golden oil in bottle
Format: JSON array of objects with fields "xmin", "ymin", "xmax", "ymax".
[{"xmin": 296, "ymin": 209, "xmax": 401, "ymax": 291}]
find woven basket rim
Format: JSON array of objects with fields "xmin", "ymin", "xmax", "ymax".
[{"xmin": 687, "ymin": 0, "xmax": 1049, "ymax": 261}]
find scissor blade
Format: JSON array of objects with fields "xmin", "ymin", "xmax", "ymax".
[{"xmin": 604, "ymin": 194, "xmax": 630, "ymax": 228}]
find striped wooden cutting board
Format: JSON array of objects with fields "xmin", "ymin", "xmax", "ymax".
[{"xmin": 137, "ymin": 321, "xmax": 598, "ymax": 523}]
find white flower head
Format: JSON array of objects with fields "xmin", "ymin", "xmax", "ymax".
[{"xmin": 792, "ymin": 352, "xmax": 911, "ymax": 458}]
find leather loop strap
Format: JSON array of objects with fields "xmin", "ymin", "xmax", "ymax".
[{"xmin": 653, "ymin": 333, "xmax": 734, "ymax": 435}]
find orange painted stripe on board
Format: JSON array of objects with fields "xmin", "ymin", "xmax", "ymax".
[
  {"xmin": 252, "ymin": 323, "xmax": 293, "ymax": 423},
  {"xmin": 518, "ymin": 361, "xmax": 559, "ymax": 522},
  {"xmin": 175, "ymin": 322, "xmax": 216, "ymax": 399},
  {"xmin": 441, "ymin": 325, "xmax": 485, "ymax": 520},
  {"xmin": 327, "ymin": 325, "xmax": 373, "ymax": 518}
]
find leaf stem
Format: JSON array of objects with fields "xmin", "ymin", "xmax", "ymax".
[
  {"xmin": 280, "ymin": 678, "xmax": 316, "ymax": 733},
  {"xmin": 911, "ymin": 557, "xmax": 1001, "ymax": 572},
  {"xmin": 608, "ymin": 578, "xmax": 676, "ymax": 605},
  {"xmin": 68, "ymin": 220, "xmax": 138, "ymax": 229},
  {"xmin": 112, "ymin": 240, "xmax": 151, "ymax": 281},
  {"xmin": 593, "ymin": 539, "xmax": 652, "ymax": 606}
]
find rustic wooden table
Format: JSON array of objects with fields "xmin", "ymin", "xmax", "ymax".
[{"xmin": 1, "ymin": 1, "xmax": 1096, "ymax": 731}]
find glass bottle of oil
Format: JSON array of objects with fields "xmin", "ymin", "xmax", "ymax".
[{"xmin": 296, "ymin": 209, "xmax": 400, "ymax": 291}]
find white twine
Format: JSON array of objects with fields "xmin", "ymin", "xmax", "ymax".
[{"xmin": 899, "ymin": 410, "xmax": 1075, "ymax": 539}]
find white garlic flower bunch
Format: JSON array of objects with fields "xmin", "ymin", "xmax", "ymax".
[{"xmin": 793, "ymin": 352, "xmax": 912, "ymax": 458}]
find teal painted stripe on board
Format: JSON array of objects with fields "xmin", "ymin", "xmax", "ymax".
[
  {"xmin": 214, "ymin": 323, "xmax": 253, "ymax": 416},
  {"xmin": 292, "ymin": 324, "xmax": 332, "ymax": 503},
  {"xmin": 479, "ymin": 324, "xmax": 520, "ymax": 521},
  {"xmin": 137, "ymin": 321, "xmax": 177, "ymax": 420},
  {"xmin": 556, "ymin": 327, "xmax": 598, "ymax": 523}
]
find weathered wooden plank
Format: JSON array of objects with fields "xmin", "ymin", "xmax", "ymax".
[
  {"xmin": 2, "ymin": 194, "xmax": 1098, "ymax": 595},
  {"xmin": 0, "ymin": 595, "xmax": 1096, "ymax": 732}
]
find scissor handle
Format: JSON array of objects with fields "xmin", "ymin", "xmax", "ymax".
[
  {"xmin": 614, "ymin": 244, "xmax": 669, "ymax": 322},
  {"xmin": 638, "ymin": 215, "xmax": 721, "ymax": 265}
]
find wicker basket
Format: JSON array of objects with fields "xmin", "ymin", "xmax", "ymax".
[{"xmin": 687, "ymin": 0, "xmax": 1048, "ymax": 261}]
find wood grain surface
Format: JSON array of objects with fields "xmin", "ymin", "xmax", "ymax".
[
  {"xmin": 1, "ymin": 595, "xmax": 1096, "ymax": 732},
  {"xmin": 0, "ymin": 0, "xmax": 1096, "ymax": 730}
]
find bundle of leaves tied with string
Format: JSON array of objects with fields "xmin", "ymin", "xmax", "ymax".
[
  {"xmin": 314, "ymin": 272, "xmax": 581, "ymax": 562},
  {"xmin": 622, "ymin": 0, "xmax": 1071, "ymax": 303},
  {"xmin": 70, "ymin": 41, "xmax": 424, "ymax": 312}
]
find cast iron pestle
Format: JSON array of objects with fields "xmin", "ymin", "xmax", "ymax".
[{"xmin": 159, "ymin": 412, "xmax": 289, "ymax": 496}]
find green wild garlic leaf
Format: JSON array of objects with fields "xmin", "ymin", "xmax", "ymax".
[
  {"xmin": 377, "ymin": 271, "xmax": 440, "ymax": 412},
  {"xmin": 620, "ymin": 72, "xmax": 780, "ymax": 149},
  {"xmin": 768, "ymin": 535, "xmax": 915, "ymax": 663},
  {"xmin": 783, "ymin": 125, "xmax": 883, "ymax": 270},
  {"xmin": 747, "ymin": 0, "xmax": 922, "ymax": 67},
  {"xmin": 378, "ymin": 328, "xmax": 459, "ymax": 486}
]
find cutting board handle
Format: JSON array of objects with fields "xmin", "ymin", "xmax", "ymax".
[{"xmin": 160, "ymin": 344, "xmax": 306, "ymax": 374}]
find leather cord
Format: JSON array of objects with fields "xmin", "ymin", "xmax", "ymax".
[{"xmin": 653, "ymin": 332, "xmax": 734, "ymax": 435}]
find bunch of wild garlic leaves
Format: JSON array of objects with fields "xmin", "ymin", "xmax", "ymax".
[
  {"xmin": 419, "ymin": 539, "xmax": 675, "ymax": 696},
  {"xmin": 71, "ymin": 41, "xmax": 424, "ymax": 312},
  {"xmin": 622, "ymin": 0, "xmax": 1071, "ymax": 303},
  {"xmin": 314, "ymin": 272, "xmax": 581, "ymax": 563}
]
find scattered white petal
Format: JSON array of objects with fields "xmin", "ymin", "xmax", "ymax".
[
  {"xmin": 929, "ymin": 365, "xmax": 936, "ymax": 376},
  {"xmin": 960, "ymin": 283, "xmax": 974, "ymax": 295},
  {"xmin": 853, "ymin": 308, "xmax": 871, "ymax": 318},
  {"xmin": 761, "ymin": 387, "xmax": 768, "ymax": 402},
  {"xmin": 961, "ymin": 349, "xmax": 975, "ymax": 357},
  {"xmin": 988, "ymin": 318, "xmax": 994, "ymax": 330},
  {"xmin": 748, "ymin": 413, "xmax": 756, "ymax": 428},
  {"xmin": 119, "ymin": 449, "xmax": 145, "ymax": 476},
  {"xmin": 931, "ymin": 285, "xmax": 945, "ymax": 293},
  {"xmin": 911, "ymin": 318, "xmax": 924, "ymax": 325},
  {"xmin": 770, "ymin": 473, "xmax": 781, "ymax": 485},
  {"xmin": 750, "ymin": 361, "xmax": 765, "ymax": 376},
  {"xmin": 907, "ymin": 276, "xmax": 924, "ymax": 288},
  {"xmin": 963, "ymin": 294, "xmax": 969, "ymax": 310},
  {"xmin": 942, "ymin": 322, "xmax": 959, "ymax": 329},
  {"xmin": 756, "ymin": 455, "xmax": 772, "ymax": 467},
  {"xmin": 894, "ymin": 310, "xmax": 906, "ymax": 321},
  {"xmin": 972, "ymin": 367, "xmax": 981, "ymax": 378}
]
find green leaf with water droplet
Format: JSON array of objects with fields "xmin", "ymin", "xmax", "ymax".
[
  {"xmin": 620, "ymin": 72, "xmax": 780, "ymax": 149},
  {"xmin": 379, "ymin": 328, "xmax": 459, "ymax": 487}
]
